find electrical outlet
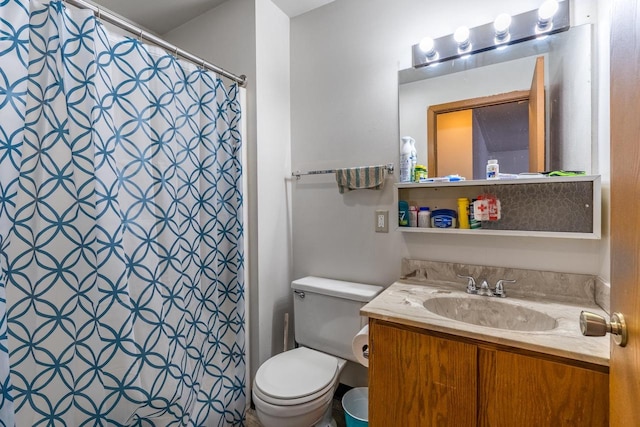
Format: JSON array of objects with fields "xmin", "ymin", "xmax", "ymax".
[{"xmin": 375, "ymin": 210, "xmax": 389, "ymax": 233}]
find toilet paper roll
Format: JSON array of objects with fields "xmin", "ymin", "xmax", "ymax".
[{"xmin": 352, "ymin": 325, "xmax": 370, "ymax": 367}]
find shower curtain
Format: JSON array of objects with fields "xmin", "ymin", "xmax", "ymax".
[{"xmin": 0, "ymin": 0, "xmax": 245, "ymax": 425}]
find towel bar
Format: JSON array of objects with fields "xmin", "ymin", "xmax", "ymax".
[{"xmin": 292, "ymin": 163, "xmax": 394, "ymax": 180}]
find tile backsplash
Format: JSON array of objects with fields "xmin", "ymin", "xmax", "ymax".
[
  {"xmin": 401, "ymin": 258, "xmax": 604, "ymax": 308},
  {"xmin": 595, "ymin": 277, "xmax": 610, "ymax": 314}
]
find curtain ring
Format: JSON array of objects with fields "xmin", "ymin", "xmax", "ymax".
[
  {"xmin": 201, "ymin": 59, "xmax": 206, "ymax": 70},
  {"xmin": 97, "ymin": 8, "xmax": 101, "ymax": 22},
  {"xmin": 138, "ymin": 29, "xmax": 143, "ymax": 41}
]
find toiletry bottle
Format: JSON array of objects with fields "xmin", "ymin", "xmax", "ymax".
[
  {"xmin": 414, "ymin": 164, "xmax": 427, "ymax": 182},
  {"xmin": 486, "ymin": 159, "xmax": 499, "ymax": 180},
  {"xmin": 409, "ymin": 138, "xmax": 417, "ymax": 182},
  {"xmin": 469, "ymin": 198, "xmax": 481, "ymax": 229},
  {"xmin": 488, "ymin": 195, "xmax": 501, "ymax": 221},
  {"xmin": 409, "ymin": 205, "xmax": 418, "ymax": 227},
  {"xmin": 457, "ymin": 198, "xmax": 470, "ymax": 229},
  {"xmin": 400, "ymin": 137, "xmax": 414, "ymax": 182},
  {"xmin": 398, "ymin": 201, "xmax": 409, "ymax": 226},
  {"xmin": 418, "ymin": 207, "xmax": 431, "ymax": 228}
]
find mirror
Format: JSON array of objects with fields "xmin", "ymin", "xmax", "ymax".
[
  {"xmin": 429, "ymin": 65, "xmax": 540, "ymax": 179},
  {"xmin": 399, "ymin": 23, "xmax": 593, "ymax": 178}
]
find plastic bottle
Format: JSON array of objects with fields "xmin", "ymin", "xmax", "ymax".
[
  {"xmin": 469, "ymin": 198, "xmax": 482, "ymax": 229},
  {"xmin": 398, "ymin": 201, "xmax": 410, "ymax": 226},
  {"xmin": 414, "ymin": 164, "xmax": 427, "ymax": 183},
  {"xmin": 400, "ymin": 136, "xmax": 414, "ymax": 183},
  {"xmin": 457, "ymin": 198, "xmax": 470, "ymax": 229},
  {"xmin": 409, "ymin": 138, "xmax": 417, "ymax": 182},
  {"xmin": 486, "ymin": 159, "xmax": 499, "ymax": 180},
  {"xmin": 418, "ymin": 207, "xmax": 431, "ymax": 228},
  {"xmin": 409, "ymin": 205, "xmax": 418, "ymax": 227}
]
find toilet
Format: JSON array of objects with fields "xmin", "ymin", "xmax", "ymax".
[{"xmin": 252, "ymin": 276, "xmax": 383, "ymax": 427}]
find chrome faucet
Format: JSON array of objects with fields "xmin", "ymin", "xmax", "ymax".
[
  {"xmin": 457, "ymin": 275, "xmax": 516, "ymax": 298},
  {"xmin": 493, "ymin": 279, "xmax": 517, "ymax": 298},
  {"xmin": 478, "ymin": 279, "xmax": 494, "ymax": 297},
  {"xmin": 456, "ymin": 274, "xmax": 477, "ymax": 294}
]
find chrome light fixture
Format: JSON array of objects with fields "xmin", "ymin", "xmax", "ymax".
[{"xmin": 412, "ymin": 0, "xmax": 569, "ymax": 69}]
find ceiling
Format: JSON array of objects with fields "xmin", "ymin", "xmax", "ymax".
[{"xmin": 90, "ymin": 0, "xmax": 335, "ymax": 35}]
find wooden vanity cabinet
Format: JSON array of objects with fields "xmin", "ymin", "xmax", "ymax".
[
  {"xmin": 368, "ymin": 319, "xmax": 609, "ymax": 427},
  {"xmin": 368, "ymin": 318, "xmax": 478, "ymax": 426}
]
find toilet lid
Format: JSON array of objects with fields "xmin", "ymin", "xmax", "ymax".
[{"xmin": 254, "ymin": 347, "xmax": 338, "ymax": 401}]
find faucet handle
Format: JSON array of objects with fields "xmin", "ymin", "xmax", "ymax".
[
  {"xmin": 456, "ymin": 274, "xmax": 477, "ymax": 294},
  {"xmin": 494, "ymin": 279, "xmax": 516, "ymax": 298}
]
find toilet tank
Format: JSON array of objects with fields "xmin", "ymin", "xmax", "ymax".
[{"xmin": 292, "ymin": 276, "xmax": 383, "ymax": 363}]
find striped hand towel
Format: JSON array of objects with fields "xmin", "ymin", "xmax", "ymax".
[{"xmin": 335, "ymin": 165, "xmax": 387, "ymax": 194}]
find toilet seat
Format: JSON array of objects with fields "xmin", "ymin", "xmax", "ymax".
[{"xmin": 253, "ymin": 347, "xmax": 340, "ymax": 406}]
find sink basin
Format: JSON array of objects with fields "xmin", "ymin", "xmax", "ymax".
[{"xmin": 422, "ymin": 296, "xmax": 558, "ymax": 331}]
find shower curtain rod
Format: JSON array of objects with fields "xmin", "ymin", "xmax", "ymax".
[{"xmin": 64, "ymin": 0, "xmax": 247, "ymax": 87}]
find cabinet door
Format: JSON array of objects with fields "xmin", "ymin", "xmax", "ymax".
[
  {"xmin": 369, "ymin": 320, "xmax": 477, "ymax": 427},
  {"xmin": 490, "ymin": 351, "xmax": 609, "ymax": 426}
]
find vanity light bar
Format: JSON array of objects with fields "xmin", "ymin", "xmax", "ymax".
[{"xmin": 412, "ymin": 0, "xmax": 570, "ymax": 68}]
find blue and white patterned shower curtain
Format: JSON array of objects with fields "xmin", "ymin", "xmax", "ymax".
[{"xmin": 0, "ymin": 0, "xmax": 245, "ymax": 425}]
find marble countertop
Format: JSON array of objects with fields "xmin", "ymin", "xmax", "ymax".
[{"xmin": 361, "ymin": 280, "xmax": 610, "ymax": 366}]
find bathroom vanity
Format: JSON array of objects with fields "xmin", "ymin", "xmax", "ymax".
[
  {"xmin": 367, "ymin": 318, "xmax": 607, "ymax": 427},
  {"xmin": 362, "ymin": 261, "xmax": 610, "ymax": 427}
]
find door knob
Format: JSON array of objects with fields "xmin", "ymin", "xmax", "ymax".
[{"xmin": 580, "ymin": 311, "xmax": 628, "ymax": 347}]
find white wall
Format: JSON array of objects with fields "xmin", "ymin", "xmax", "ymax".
[
  {"xmin": 254, "ymin": 0, "xmax": 293, "ymax": 373},
  {"xmin": 290, "ymin": 0, "xmax": 609, "ymax": 289},
  {"xmin": 547, "ymin": 24, "xmax": 592, "ymax": 172},
  {"xmin": 164, "ymin": 0, "xmax": 255, "ymax": 82},
  {"xmin": 594, "ymin": 0, "xmax": 611, "ymax": 283}
]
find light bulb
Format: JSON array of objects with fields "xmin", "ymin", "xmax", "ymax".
[
  {"xmin": 454, "ymin": 26, "xmax": 470, "ymax": 45},
  {"xmin": 454, "ymin": 26, "xmax": 471, "ymax": 52},
  {"xmin": 537, "ymin": 0, "xmax": 559, "ymax": 33},
  {"xmin": 494, "ymin": 13, "xmax": 512, "ymax": 36},
  {"xmin": 538, "ymin": 0, "xmax": 559, "ymax": 21},
  {"xmin": 419, "ymin": 37, "xmax": 436, "ymax": 56}
]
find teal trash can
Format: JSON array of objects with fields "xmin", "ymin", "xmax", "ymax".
[{"xmin": 342, "ymin": 387, "xmax": 368, "ymax": 427}]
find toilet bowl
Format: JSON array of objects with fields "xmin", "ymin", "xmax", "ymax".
[
  {"xmin": 252, "ymin": 347, "xmax": 347, "ymax": 427},
  {"xmin": 252, "ymin": 277, "xmax": 382, "ymax": 427}
]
